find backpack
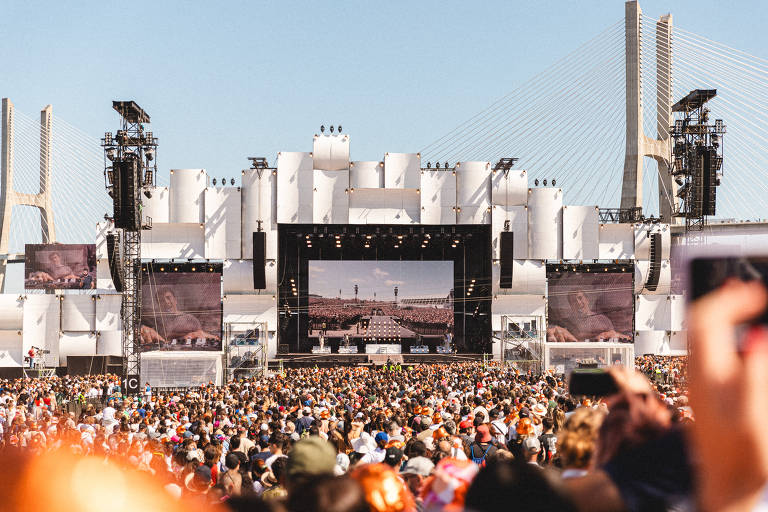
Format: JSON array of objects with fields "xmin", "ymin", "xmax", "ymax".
[{"xmin": 470, "ymin": 443, "xmax": 492, "ymax": 466}]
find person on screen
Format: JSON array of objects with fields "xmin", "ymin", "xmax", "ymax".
[
  {"xmin": 140, "ymin": 286, "xmax": 220, "ymax": 345},
  {"xmin": 29, "ymin": 251, "xmax": 78, "ymax": 283},
  {"xmin": 547, "ymin": 290, "xmax": 631, "ymax": 342}
]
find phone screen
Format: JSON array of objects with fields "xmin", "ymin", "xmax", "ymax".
[{"xmin": 689, "ymin": 256, "xmax": 768, "ymax": 325}]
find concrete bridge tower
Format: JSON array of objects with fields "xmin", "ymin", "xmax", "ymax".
[
  {"xmin": 0, "ymin": 98, "xmax": 57, "ymax": 292},
  {"xmin": 621, "ymin": 1, "xmax": 677, "ymax": 222}
]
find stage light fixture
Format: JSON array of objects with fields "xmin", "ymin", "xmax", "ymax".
[
  {"xmin": 330, "ymin": 125, "xmax": 335, "ymax": 133},
  {"xmin": 552, "ymin": 179, "xmax": 556, "ymax": 186},
  {"xmin": 143, "ymin": 189, "xmax": 152, "ymax": 199},
  {"xmin": 534, "ymin": 179, "xmax": 539, "ymax": 186},
  {"xmin": 543, "ymin": 179, "xmax": 548, "ymax": 186},
  {"xmin": 320, "ymin": 125, "xmax": 325, "ymax": 133},
  {"xmin": 106, "ymin": 147, "xmax": 116, "ymax": 161},
  {"xmin": 230, "ymin": 178, "xmax": 235, "ymax": 185},
  {"xmin": 338, "ymin": 125, "xmax": 342, "ymax": 132},
  {"xmin": 145, "ymin": 148, "xmax": 154, "ymax": 161},
  {"xmin": 427, "ymin": 162, "xmax": 431, "ymax": 169},
  {"xmin": 675, "ymin": 176, "xmax": 684, "ymax": 186},
  {"xmin": 436, "ymin": 162, "xmax": 441, "ymax": 169},
  {"xmin": 212, "ymin": 178, "xmax": 217, "ymax": 186},
  {"xmin": 444, "ymin": 162, "xmax": 449, "ymax": 168}
]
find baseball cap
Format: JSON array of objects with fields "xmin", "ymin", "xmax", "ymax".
[
  {"xmin": 287, "ymin": 437, "xmax": 336, "ymax": 478},
  {"xmin": 522, "ymin": 437, "xmax": 541, "ymax": 454},
  {"xmin": 375, "ymin": 432, "xmax": 389, "ymax": 443},
  {"xmin": 400, "ymin": 456, "xmax": 435, "ymax": 477},
  {"xmin": 384, "ymin": 447, "xmax": 404, "ymax": 468}
]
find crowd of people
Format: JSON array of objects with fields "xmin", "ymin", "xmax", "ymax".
[
  {"xmin": 309, "ymin": 298, "xmax": 454, "ymax": 333},
  {"xmin": 1, "ymin": 279, "xmax": 767, "ymax": 511}
]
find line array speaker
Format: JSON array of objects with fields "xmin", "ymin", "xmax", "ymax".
[
  {"xmin": 106, "ymin": 233, "xmax": 123, "ymax": 292},
  {"xmin": 253, "ymin": 231, "xmax": 266, "ymax": 289},
  {"xmin": 499, "ymin": 231, "xmax": 514, "ymax": 288},
  {"xmin": 645, "ymin": 232, "xmax": 662, "ymax": 291},
  {"xmin": 114, "ymin": 156, "xmax": 140, "ymax": 231}
]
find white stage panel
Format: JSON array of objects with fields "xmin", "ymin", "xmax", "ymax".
[
  {"xmin": 492, "ymin": 260, "xmax": 546, "ymax": 295},
  {"xmin": 313, "ymin": 134, "xmax": 350, "ymax": 171},
  {"xmin": 635, "ymin": 295, "xmax": 671, "ymax": 331},
  {"xmin": 492, "ymin": 294, "xmax": 546, "ymax": 330},
  {"xmin": 223, "ymin": 260, "xmax": 277, "ymax": 294},
  {"xmin": 59, "ymin": 333, "xmax": 97, "ymax": 366},
  {"xmin": 22, "ymin": 295, "xmax": 60, "ymax": 366},
  {"xmin": 528, "ymin": 188, "xmax": 563, "ymax": 260},
  {"xmin": 669, "ymin": 295, "xmax": 685, "ymax": 331},
  {"xmin": 599, "ymin": 223, "xmax": 635, "ymax": 260},
  {"xmin": 0, "ymin": 330, "xmax": 23, "ymax": 367},
  {"xmin": 142, "ymin": 223, "xmax": 205, "ymax": 259},
  {"xmin": 384, "ymin": 153, "xmax": 420, "ymax": 189},
  {"xmin": 420, "ymin": 206, "xmax": 455, "ymax": 225},
  {"xmin": 95, "ymin": 221, "xmax": 111, "ymax": 260},
  {"xmin": 96, "ymin": 294, "xmax": 122, "ymax": 331},
  {"xmin": 169, "ymin": 169, "xmax": 206, "ymax": 223},
  {"xmin": 491, "ymin": 205, "xmax": 528, "ymax": 260},
  {"xmin": 491, "ymin": 169, "xmax": 528, "ymax": 206},
  {"xmin": 224, "ymin": 295, "xmax": 277, "ymax": 327},
  {"xmin": 458, "ymin": 205, "xmax": 490, "ymax": 225},
  {"xmin": 456, "ymin": 161, "xmax": 491, "ymax": 207},
  {"xmin": 96, "ymin": 259, "xmax": 115, "ymax": 291},
  {"xmin": 350, "ymin": 161, "xmax": 384, "ymax": 189},
  {"xmin": 204, "ymin": 187, "xmax": 242, "ymax": 260},
  {"xmin": 242, "ymin": 170, "xmax": 278, "ymax": 257},
  {"xmin": 562, "ymin": 205, "xmax": 599, "ymax": 260},
  {"xmin": 669, "ymin": 331, "xmax": 687, "ymax": 352},
  {"xmin": 313, "ymin": 170, "xmax": 349, "ymax": 224},
  {"xmin": 348, "ymin": 189, "xmax": 420, "ymax": 224},
  {"xmin": 142, "ymin": 186, "xmax": 169, "ymax": 224},
  {"xmin": 61, "ymin": 295, "xmax": 96, "ymax": 332},
  {"xmin": 420, "ymin": 170, "xmax": 456, "ymax": 208},
  {"xmin": 277, "ymin": 152, "xmax": 314, "ymax": 224},
  {"xmin": 635, "ymin": 330, "xmax": 668, "ymax": 355},
  {"xmin": 634, "ymin": 260, "xmax": 649, "ymax": 293},
  {"xmin": 96, "ymin": 330, "xmax": 121, "ymax": 356},
  {"xmin": 141, "ymin": 351, "xmax": 222, "ymax": 388},
  {"xmin": 0, "ymin": 295, "xmax": 23, "ymax": 330}
]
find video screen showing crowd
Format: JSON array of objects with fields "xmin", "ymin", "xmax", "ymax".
[
  {"xmin": 546, "ymin": 270, "xmax": 634, "ymax": 343},
  {"xmin": 308, "ymin": 260, "xmax": 454, "ymax": 348},
  {"xmin": 24, "ymin": 244, "xmax": 96, "ymax": 290},
  {"xmin": 139, "ymin": 267, "xmax": 222, "ymax": 351}
]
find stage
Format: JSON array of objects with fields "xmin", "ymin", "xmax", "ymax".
[{"xmin": 270, "ymin": 352, "xmax": 488, "ymax": 368}]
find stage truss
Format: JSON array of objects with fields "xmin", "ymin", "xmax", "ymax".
[{"xmin": 500, "ymin": 314, "xmax": 544, "ymax": 373}]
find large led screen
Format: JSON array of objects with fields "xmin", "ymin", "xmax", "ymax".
[
  {"xmin": 308, "ymin": 260, "xmax": 454, "ymax": 341},
  {"xmin": 140, "ymin": 270, "xmax": 222, "ymax": 351},
  {"xmin": 24, "ymin": 244, "xmax": 96, "ymax": 290},
  {"xmin": 547, "ymin": 271, "xmax": 633, "ymax": 342}
]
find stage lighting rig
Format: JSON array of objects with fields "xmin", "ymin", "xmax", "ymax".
[
  {"xmin": 101, "ymin": 100, "xmax": 158, "ymax": 386},
  {"xmin": 492, "ymin": 157, "xmax": 518, "ymax": 173},
  {"xmin": 670, "ymin": 89, "xmax": 726, "ymax": 235}
]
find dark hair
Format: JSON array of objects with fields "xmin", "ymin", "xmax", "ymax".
[
  {"xmin": 287, "ymin": 475, "xmax": 369, "ymax": 512},
  {"xmin": 225, "ymin": 452, "xmax": 241, "ymax": 470}
]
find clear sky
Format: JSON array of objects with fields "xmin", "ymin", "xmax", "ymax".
[
  {"xmin": 1, "ymin": 1, "xmax": 764, "ymax": 179},
  {"xmin": 309, "ymin": 260, "xmax": 453, "ymax": 300}
]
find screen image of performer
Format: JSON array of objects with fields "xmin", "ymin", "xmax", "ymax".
[
  {"xmin": 547, "ymin": 290, "xmax": 631, "ymax": 342},
  {"xmin": 140, "ymin": 286, "xmax": 220, "ymax": 346},
  {"xmin": 29, "ymin": 251, "xmax": 78, "ymax": 283}
]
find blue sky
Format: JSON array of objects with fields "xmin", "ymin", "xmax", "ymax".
[
  {"xmin": 309, "ymin": 260, "xmax": 453, "ymax": 300},
  {"xmin": 1, "ymin": 1, "xmax": 764, "ymax": 177}
]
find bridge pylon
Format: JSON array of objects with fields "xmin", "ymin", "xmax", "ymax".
[
  {"xmin": 0, "ymin": 98, "xmax": 56, "ymax": 292},
  {"xmin": 621, "ymin": 1, "xmax": 678, "ymax": 222}
]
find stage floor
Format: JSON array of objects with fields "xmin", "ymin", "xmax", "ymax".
[{"xmin": 270, "ymin": 352, "xmax": 487, "ymax": 368}]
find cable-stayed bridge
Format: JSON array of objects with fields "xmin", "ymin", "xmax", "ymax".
[{"xmin": 2, "ymin": 0, "xmax": 768, "ymax": 292}]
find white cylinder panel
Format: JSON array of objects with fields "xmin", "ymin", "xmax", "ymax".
[
  {"xmin": 562, "ymin": 205, "xmax": 600, "ymax": 260},
  {"xmin": 384, "ymin": 153, "xmax": 420, "ymax": 189},
  {"xmin": 350, "ymin": 161, "xmax": 384, "ymax": 189},
  {"xmin": 142, "ymin": 186, "xmax": 170, "ymax": 224},
  {"xmin": 492, "ymin": 205, "xmax": 528, "ymax": 260},
  {"xmin": 61, "ymin": 295, "xmax": 96, "ymax": 332},
  {"xmin": 96, "ymin": 330, "xmax": 122, "ymax": 356},
  {"xmin": 0, "ymin": 330, "xmax": 23, "ymax": 367},
  {"xmin": 59, "ymin": 333, "xmax": 97, "ymax": 366},
  {"xmin": 242, "ymin": 170, "xmax": 277, "ymax": 257},
  {"xmin": 169, "ymin": 169, "xmax": 206, "ymax": 223},
  {"xmin": 313, "ymin": 134, "xmax": 350, "ymax": 171},
  {"xmin": 277, "ymin": 152, "xmax": 314, "ymax": 223},
  {"xmin": 0, "ymin": 295, "xmax": 23, "ymax": 330},
  {"xmin": 456, "ymin": 161, "xmax": 491, "ymax": 206},
  {"xmin": 313, "ymin": 170, "xmax": 349, "ymax": 224},
  {"xmin": 492, "ymin": 169, "xmax": 528, "ymax": 206},
  {"xmin": 527, "ymin": 188, "xmax": 563, "ymax": 260},
  {"xmin": 96, "ymin": 294, "xmax": 122, "ymax": 331},
  {"xmin": 669, "ymin": 331, "xmax": 687, "ymax": 352},
  {"xmin": 420, "ymin": 170, "xmax": 456, "ymax": 208},
  {"xmin": 599, "ymin": 223, "xmax": 635, "ymax": 260},
  {"xmin": 634, "ymin": 330, "xmax": 668, "ymax": 355}
]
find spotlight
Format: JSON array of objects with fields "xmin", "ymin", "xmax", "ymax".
[
  {"xmin": 436, "ymin": 162, "xmax": 441, "ymax": 169},
  {"xmin": 534, "ymin": 179, "xmax": 539, "ymax": 186},
  {"xmin": 106, "ymin": 147, "xmax": 116, "ymax": 161},
  {"xmin": 230, "ymin": 178, "xmax": 235, "ymax": 185},
  {"xmin": 552, "ymin": 179, "xmax": 556, "ymax": 186},
  {"xmin": 338, "ymin": 125, "xmax": 342, "ymax": 132},
  {"xmin": 212, "ymin": 178, "xmax": 217, "ymax": 186},
  {"xmin": 143, "ymin": 189, "xmax": 152, "ymax": 199},
  {"xmin": 674, "ymin": 176, "xmax": 684, "ymax": 186},
  {"xmin": 427, "ymin": 162, "xmax": 431, "ymax": 169},
  {"xmin": 444, "ymin": 162, "xmax": 449, "ymax": 168},
  {"xmin": 543, "ymin": 179, "xmax": 548, "ymax": 186},
  {"xmin": 320, "ymin": 125, "xmax": 325, "ymax": 133},
  {"xmin": 330, "ymin": 125, "xmax": 335, "ymax": 133},
  {"xmin": 145, "ymin": 148, "xmax": 154, "ymax": 161}
]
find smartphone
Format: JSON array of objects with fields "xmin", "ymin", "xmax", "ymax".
[
  {"xmin": 568, "ymin": 369, "xmax": 619, "ymax": 397},
  {"xmin": 689, "ymin": 256, "xmax": 768, "ymax": 325}
]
